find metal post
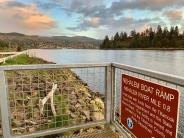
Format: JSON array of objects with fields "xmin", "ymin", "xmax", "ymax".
[
  {"xmin": 111, "ymin": 66, "xmax": 115, "ymax": 122},
  {"xmin": 105, "ymin": 65, "xmax": 112, "ymax": 123},
  {"xmin": 0, "ymin": 71, "xmax": 11, "ymax": 138}
]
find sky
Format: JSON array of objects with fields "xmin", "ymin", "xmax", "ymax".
[{"xmin": 0, "ymin": 0, "xmax": 184, "ymax": 39}]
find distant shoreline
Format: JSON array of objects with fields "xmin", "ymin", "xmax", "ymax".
[
  {"xmin": 39, "ymin": 48, "xmax": 184, "ymax": 51},
  {"xmin": 2, "ymin": 48, "xmax": 184, "ymax": 52},
  {"xmin": 99, "ymin": 48, "xmax": 184, "ymax": 50}
]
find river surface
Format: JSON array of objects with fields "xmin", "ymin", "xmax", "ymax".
[{"xmin": 33, "ymin": 49, "xmax": 184, "ymax": 77}]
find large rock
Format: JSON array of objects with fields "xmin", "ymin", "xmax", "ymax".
[
  {"xmin": 94, "ymin": 97, "xmax": 104, "ymax": 110},
  {"xmin": 33, "ymin": 108, "xmax": 40, "ymax": 118},
  {"xmin": 89, "ymin": 102, "xmax": 99, "ymax": 111},
  {"xmin": 12, "ymin": 119, "xmax": 22, "ymax": 127},
  {"xmin": 91, "ymin": 112, "xmax": 104, "ymax": 121},
  {"xmin": 75, "ymin": 103, "xmax": 81, "ymax": 108},
  {"xmin": 29, "ymin": 127, "xmax": 36, "ymax": 132},
  {"xmin": 70, "ymin": 112, "xmax": 77, "ymax": 118},
  {"xmin": 89, "ymin": 98, "xmax": 104, "ymax": 112},
  {"xmin": 82, "ymin": 110, "xmax": 90, "ymax": 120}
]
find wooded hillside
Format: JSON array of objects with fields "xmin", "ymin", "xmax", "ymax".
[{"xmin": 0, "ymin": 33, "xmax": 101, "ymax": 51}]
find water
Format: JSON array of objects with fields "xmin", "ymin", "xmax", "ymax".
[{"xmin": 33, "ymin": 49, "xmax": 184, "ymax": 77}]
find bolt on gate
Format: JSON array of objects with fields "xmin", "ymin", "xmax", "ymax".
[{"xmin": 0, "ymin": 63, "xmax": 183, "ymax": 138}]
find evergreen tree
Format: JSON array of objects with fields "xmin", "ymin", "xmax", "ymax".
[
  {"xmin": 130, "ymin": 30, "xmax": 136, "ymax": 37},
  {"xmin": 157, "ymin": 25, "xmax": 163, "ymax": 39},
  {"xmin": 100, "ymin": 35, "xmax": 110, "ymax": 49},
  {"xmin": 100, "ymin": 25, "xmax": 184, "ymax": 49},
  {"xmin": 114, "ymin": 32, "xmax": 120, "ymax": 41},
  {"xmin": 163, "ymin": 27, "xmax": 169, "ymax": 38},
  {"xmin": 174, "ymin": 26, "xmax": 179, "ymax": 38},
  {"xmin": 120, "ymin": 32, "xmax": 124, "ymax": 40}
]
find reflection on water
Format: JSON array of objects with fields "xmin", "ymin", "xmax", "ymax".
[{"xmin": 33, "ymin": 49, "xmax": 184, "ymax": 77}]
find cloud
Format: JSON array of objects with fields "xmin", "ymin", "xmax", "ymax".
[
  {"xmin": 5, "ymin": 0, "xmax": 26, "ymax": 7},
  {"xmin": 67, "ymin": 15, "xmax": 152, "ymax": 32},
  {"xmin": 24, "ymin": 13, "xmax": 56, "ymax": 29},
  {"xmin": 70, "ymin": 0, "xmax": 103, "ymax": 9},
  {"xmin": 103, "ymin": 17, "xmax": 153, "ymax": 34},
  {"xmin": 165, "ymin": 10, "xmax": 183, "ymax": 20},
  {"xmin": 64, "ymin": 0, "xmax": 184, "ymax": 38},
  {"xmin": 67, "ymin": 17, "xmax": 101, "ymax": 31},
  {"xmin": 61, "ymin": 0, "xmax": 184, "ymax": 18},
  {"xmin": 32, "ymin": 0, "xmax": 64, "ymax": 10},
  {"xmin": 0, "ymin": 0, "xmax": 11, "ymax": 2},
  {"xmin": 88, "ymin": 17, "xmax": 101, "ymax": 26},
  {"xmin": 0, "ymin": 0, "xmax": 56, "ymax": 34},
  {"xmin": 1, "ymin": 0, "xmax": 184, "ymax": 38},
  {"xmin": 32, "ymin": 0, "xmax": 108, "ymax": 17},
  {"xmin": 82, "ymin": 17, "xmax": 101, "ymax": 28},
  {"xmin": 110, "ymin": 0, "xmax": 184, "ymax": 12}
]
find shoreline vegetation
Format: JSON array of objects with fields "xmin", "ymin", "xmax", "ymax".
[
  {"xmin": 1, "ymin": 54, "xmax": 105, "ymax": 137},
  {"xmin": 26, "ymin": 47, "xmax": 184, "ymax": 50},
  {"xmin": 99, "ymin": 48, "xmax": 184, "ymax": 50},
  {"xmin": 100, "ymin": 25, "xmax": 184, "ymax": 49}
]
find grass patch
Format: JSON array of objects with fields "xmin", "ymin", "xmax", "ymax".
[{"xmin": 0, "ymin": 54, "xmax": 51, "ymax": 65}]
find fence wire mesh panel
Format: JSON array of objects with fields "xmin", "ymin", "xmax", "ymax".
[
  {"xmin": 5, "ymin": 67, "xmax": 106, "ymax": 136},
  {"xmin": 113, "ymin": 67, "xmax": 184, "ymax": 138}
]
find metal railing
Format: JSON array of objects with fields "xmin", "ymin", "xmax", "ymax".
[{"xmin": 0, "ymin": 63, "xmax": 183, "ymax": 138}]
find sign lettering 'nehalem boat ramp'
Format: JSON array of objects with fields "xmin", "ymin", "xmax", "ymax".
[{"xmin": 121, "ymin": 74, "xmax": 180, "ymax": 138}]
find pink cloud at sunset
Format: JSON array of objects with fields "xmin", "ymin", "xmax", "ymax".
[
  {"xmin": 24, "ymin": 13, "xmax": 56, "ymax": 30},
  {"xmin": 165, "ymin": 10, "xmax": 183, "ymax": 20},
  {"xmin": 0, "ymin": 0, "xmax": 56, "ymax": 34}
]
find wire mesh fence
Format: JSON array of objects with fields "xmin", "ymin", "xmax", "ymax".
[
  {"xmin": 113, "ymin": 67, "xmax": 184, "ymax": 138},
  {"xmin": 5, "ymin": 67, "xmax": 106, "ymax": 136}
]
